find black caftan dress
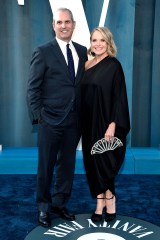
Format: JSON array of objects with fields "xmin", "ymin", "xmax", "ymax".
[{"xmin": 81, "ymin": 56, "xmax": 130, "ymax": 198}]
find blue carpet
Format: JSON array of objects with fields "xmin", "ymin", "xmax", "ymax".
[{"xmin": 0, "ymin": 174, "xmax": 160, "ymax": 240}]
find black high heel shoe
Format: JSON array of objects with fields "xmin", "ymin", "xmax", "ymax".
[
  {"xmin": 91, "ymin": 212, "xmax": 103, "ymax": 222},
  {"xmin": 91, "ymin": 197, "xmax": 105, "ymax": 222},
  {"xmin": 105, "ymin": 195, "xmax": 116, "ymax": 222},
  {"xmin": 105, "ymin": 212, "xmax": 116, "ymax": 222}
]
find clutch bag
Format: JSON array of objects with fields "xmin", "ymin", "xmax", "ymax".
[{"xmin": 91, "ymin": 137, "xmax": 123, "ymax": 155}]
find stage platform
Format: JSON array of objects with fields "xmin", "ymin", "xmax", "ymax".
[{"xmin": 0, "ymin": 147, "xmax": 160, "ymax": 174}]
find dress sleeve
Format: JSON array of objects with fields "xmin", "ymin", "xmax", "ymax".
[{"xmin": 110, "ymin": 62, "xmax": 130, "ymax": 137}]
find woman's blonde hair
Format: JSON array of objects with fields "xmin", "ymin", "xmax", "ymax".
[{"xmin": 88, "ymin": 27, "xmax": 117, "ymax": 57}]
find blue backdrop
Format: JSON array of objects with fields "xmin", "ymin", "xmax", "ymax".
[{"xmin": 0, "ymin": 0, "xmax": 159, "ymax": 147}]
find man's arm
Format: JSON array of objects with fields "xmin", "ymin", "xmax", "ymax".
[{"xmin": 27, "ymin": 47, "xmax": 45, "ymax": 123}]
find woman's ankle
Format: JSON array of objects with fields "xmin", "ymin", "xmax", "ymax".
[
  {"xmin": 105, "ymin": 196, "xmax": 116, "ymax": 214},
  {"xmin": 105, "ymin": 190, "xmax": 116, "ymax": 214},
  {"xmin": 95, "ymin": 193, "xmax": 105, "ymax": 214}
]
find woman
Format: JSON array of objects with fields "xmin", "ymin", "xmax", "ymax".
[{"xmin": 81, "ymin": 27, "xmax": 130, "ymax": 222}]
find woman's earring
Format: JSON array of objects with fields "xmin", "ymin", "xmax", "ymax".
[{"xmin": 91, "ymin": 51, "xmax": 95, "ymax": 56}]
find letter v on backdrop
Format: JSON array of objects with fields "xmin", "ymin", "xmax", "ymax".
[
  {"xmin": 49, "ymin": 0, "xmax": 110, "ymax": 48},
  {"xmin": 17, "ymin": 0, "xmax": 110, "ymax": 48}
]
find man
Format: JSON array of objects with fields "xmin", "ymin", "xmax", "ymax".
[{"xmin": 27, "ymin": 8, "xmax": 88, "ymax": 227}]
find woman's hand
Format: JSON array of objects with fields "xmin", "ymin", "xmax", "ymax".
[{"xmin": 104, "ymin": 122, "xmax": 116, "ymax": 142}]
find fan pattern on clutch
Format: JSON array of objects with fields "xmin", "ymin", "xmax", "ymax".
[{"xmin": 91, "ymin": 137, "xmax": 123, "ymax": 155}]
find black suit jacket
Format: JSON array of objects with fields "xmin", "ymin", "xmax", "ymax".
[{"xmin": 27, "ymin": 39, "xmax": 88, "ymax": 125}]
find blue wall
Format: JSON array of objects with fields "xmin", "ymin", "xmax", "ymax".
[{"xmin": 0, "ymin": 0, "xmax": 160, "ymax": 148}]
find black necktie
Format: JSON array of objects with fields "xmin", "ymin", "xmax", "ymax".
[{"xmin": 66, "ymin": 44, "xmax": 75, "ymax": 82}]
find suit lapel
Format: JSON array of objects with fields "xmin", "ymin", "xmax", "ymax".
[
  {"xmin": 73, "ymin": 43, "xmax": 85, "ymax": 84},
  {"xmin": 50, "ymin": 39, "xmax": 71, "ymax": 79},
  {"xmin": 50, "ymin": 39, "xmax": 85, "ymax": 85}
]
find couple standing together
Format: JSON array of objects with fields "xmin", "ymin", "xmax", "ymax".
[{"xmin": 27, "ymin": 8, "xmax": 130, "ymax": 228}]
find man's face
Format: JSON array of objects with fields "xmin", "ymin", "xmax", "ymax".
[{"xmin": 53, "ymin": 10, "xmax": 76, "ymax": 42}]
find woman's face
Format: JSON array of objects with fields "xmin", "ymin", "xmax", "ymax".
[{"xmin": 91, "ymin": 30, "xmax": 108, "ymax": 57}]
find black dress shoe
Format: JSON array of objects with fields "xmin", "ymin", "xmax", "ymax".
[
  {"xmin": 105, "ymin": 212, "xmax": 116, "ymax": 222},
  {"xmin": 91, "ymin": 212, "xmax": 103, "ymax": 222},
  {"xmin": 51, "ymin": 207, "xmax": 75, "ymax": 220},
  {"xmin": 38, "ymin": 211, "xmax": 51, "ymax": 228}
]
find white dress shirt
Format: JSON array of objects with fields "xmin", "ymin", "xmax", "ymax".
[{"xmin": 56, "ymin": 37, "xmax": 79, "ymax": 75}]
